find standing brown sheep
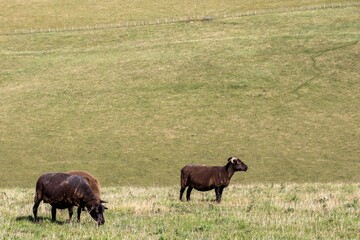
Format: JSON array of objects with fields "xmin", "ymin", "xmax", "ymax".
[{"xmin": 180, "ymin": 156, "xmax": 248, "ymax": 203}]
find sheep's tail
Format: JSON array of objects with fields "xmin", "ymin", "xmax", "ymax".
[
  {"xmin": 34, "ymin": 179, "xmax": 43, "ymax": 203},
  {"xmin": 180, "ymin": 168, "xmax": 188, "ymax": 188}
]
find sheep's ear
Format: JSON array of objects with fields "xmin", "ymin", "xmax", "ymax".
[
  {"xmin": 100, "ymin": 199, "xmax": 108, "ymax": 204},
  {"xmin": 228, "ymin": 157, "xmax": 233, "ymax": 162}
]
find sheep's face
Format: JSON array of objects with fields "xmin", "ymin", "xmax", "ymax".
[
  {"xmin": 228, "ymin": 157, "xmax": 248, "ymax": 171},
  {"xmin": 89, "ymin": 203, "xmax": 107, "ymax": 226}
]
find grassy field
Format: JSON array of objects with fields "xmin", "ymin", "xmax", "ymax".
[
  {"xmin": 1, "ymin": 0, "xmax": 360, "ymax": 188},
  {"xmin": 1, "ymin": 0, "xmax": 356, "ymax": 31},
  {"xmin": 0, "ymin": 183, "xmax": 359, "ymax": 239}
]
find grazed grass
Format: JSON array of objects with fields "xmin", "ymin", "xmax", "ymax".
[
  {"xmin": 0, "ymin": 1, "xmax": 359, "ymax": 187},
  {"xmin": 0, "ymin": 183, "xmax": 359, "ymax": 239},
  {"xmin": 1, "ymin": 0, "xmax": 355, "ymax": 30}
]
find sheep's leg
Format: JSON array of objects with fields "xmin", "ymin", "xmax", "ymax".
[
  {"xmin": 186, "ymin": 187, "xmax": 193, "ymax": 201},
  {"xmin": 219, "ymin": 187, "xmax": 224, "ymax": 203},
  {"xmin": 77, "ymin": 207, "xmax": 82, "ymax": 222},
  {"xmin": 215, "ymin": 187, "xmax": 224, "ymax": 203},
  {"xmin": 33, "ymin": 200, "xmax": 41, "ymax": 222},
  {"xmin": 51, "ymin": 206, "xmax": 57, "ymax": 222},
  {"xmin": 68, "ymin": 207, "xmax": 73, "ymax": 223},
  {"xmin": 180, "ymin": 187, "xmax": 186, "ymax": 201},
  {"xmin": 215, "ymin": 187, "xmax": 220, "ymax": 202}
]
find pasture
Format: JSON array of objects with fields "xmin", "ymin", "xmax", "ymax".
[
  {"xmin": 1, "ymin": 0, "xmax": 359, "ymax": 187},
  {"xmin": 0, "ymin": 0, "xmax": 359, "ymax": 239},
  {"xmin": 1, "ymin": 183, "xmax": 359, "ymax": 239}
]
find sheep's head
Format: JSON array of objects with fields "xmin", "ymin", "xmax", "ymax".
[
  {"xmin": 228, "ymin": 157, "xmax": 248, "ymax": 171},
  {"xmin": 89, "ymin": 202, "xmax": 107, "ymax": 226}
]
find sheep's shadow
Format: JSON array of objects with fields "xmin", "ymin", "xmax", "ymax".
[{"xmin": 16, "ymin": 215, "xmax": 66, "ymax": 225}]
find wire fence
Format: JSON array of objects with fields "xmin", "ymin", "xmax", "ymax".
[{"xmin": 1, "ymin": 2, "xmax": 359, "ymax": 36}]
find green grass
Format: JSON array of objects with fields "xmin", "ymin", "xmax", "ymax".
[
  {"xmin": 1, "ymin": 0, "xmax": 356, "ymax": 30},
  {"xmin": 1, "ymin": 183, "xmax": 359, "ymax": 239},
  {"xmin": 0, "ymin": 1, "xmax": 360, "ymax": 187}
]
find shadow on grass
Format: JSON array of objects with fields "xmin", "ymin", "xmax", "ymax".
[{"xmin": 16, "ymin": 215, "xmax": 66, "ymax": 225}]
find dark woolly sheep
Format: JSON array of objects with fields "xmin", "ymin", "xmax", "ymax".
[
  {"xmin": 33, "ymin": 172, "xmax": 107, "ymax": 225},
  {"xmin": 66, "ymin": 171, "xmax": 105, "ymax": 219},
  {"xmin": 67, "ymin": 171, "xmax": 101, "ymax": 200},
  {"xmin": 180, "ymin": 156, "xmax": 248, "ymax": 203}
]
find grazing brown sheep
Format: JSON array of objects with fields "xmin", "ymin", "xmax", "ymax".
[
  {"xmin": 33, "ymin": 172, "xmax": 107, "ymax": 225},
  {"xmin": 67, "ymin": 171, "xmax": 101, "ymax": 200},
  {"xmin": 66, "ymin": 171, "xmax": 105, "ymax": 219},
  {"xmin": 180, "ymin": 156, "xmax": 248, "ymax": 203}
]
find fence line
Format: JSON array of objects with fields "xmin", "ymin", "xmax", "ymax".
[{"xmin": 1, "ymin": 2, "xmax": 359, "ymax": 36}]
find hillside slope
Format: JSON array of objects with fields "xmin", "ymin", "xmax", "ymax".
[{"xmin": 0, "ymin": 2, "xmax": 359, "ymax": 187}]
